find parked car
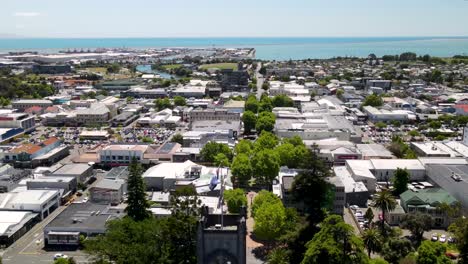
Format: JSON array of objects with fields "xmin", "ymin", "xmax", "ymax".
[
  {"xmin": 54, "ymin": 253, "xmax": 68, "ymax": 260},
  {"xmin": 439, "ymin": 234, "xmax": 446, "ymax": 243},
  {"xmin": 431, "ymin": 233, "xmax": 439, "ymax": 241}
]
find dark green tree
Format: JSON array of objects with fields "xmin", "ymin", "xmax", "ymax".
[
  {"xmin": 256, "ymin": 111, "xmax": 276, "ymax": 134},
  {"xmin": 393, "ymin": 168, "xmax": 410, "ymax": 195},
  {"xmin": 372, "ymin": 190, "xmax": 397, "ymax": 234},
  {"xmin": 125, "ymin": 158, "xmax": 150, "ymax": 221},
  {"xmin": 200, "ymin": 142, "xmax": 232, "ymax": 163},
  {"xmin": 170, "ymin": 133, "xmax": 183, "ymax": 145},
  {"xmin": 400, "ymin": 213, "xmax": 433, "ymax": 245},
  {"xmin": 272, "ymin": 94, "xmax": 294, "ymax": 107},
  {"xmin": 362, "ymin": 228, "xmax": 382, "ymax": 258},
  {"xmin": 230, "ymin": 153, "xmax": 252, "ymax": 187},
  {"xmin": 173, "ymin": 96, "xmax": 187, "ymax": 106},
  {"xmin": 381, "ymin": 238, "xmax": 413, "ymax": 264},
  {"xmin": 251, "ymin": 149, "xmax": 280, "ymax": 186},
  {"xmin": 363, "ymin": 94, "xmax": 383, "ymax": 107},
  {"xmin": 416, "ymin": 240, "xmax": 451, "ymax": 264},
  {"xmin": 242, "ymin": 110, "xmax": 257, "ymax": 134},
  {"xmin": 154, "ymin": 98, "xmax": 172, "ymax": 111},
  {"xmin": 245, "ymin": 95, "xmax": 259, "ymax": 113}
]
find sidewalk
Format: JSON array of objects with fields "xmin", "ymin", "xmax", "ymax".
[{"xmin": 246, "ymin": 191, "xmax": 265, "ymax": 264}]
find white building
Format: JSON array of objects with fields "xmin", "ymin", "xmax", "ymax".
[
  {"xmin": 0, "ymin": 189, "xmax": 60, "ymax": 219},
  {"xmin": 99, "ymin": 144, "xmax": 149, "ymax": 165}
]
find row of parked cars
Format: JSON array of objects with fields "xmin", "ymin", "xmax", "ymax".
[{"xmin": 431, "ymin": 233, "xmax": 455, "ymax": 243}]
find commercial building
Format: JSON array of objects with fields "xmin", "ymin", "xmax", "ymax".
[
  {"xmin": 121, "ymin": 86, "xmax": 167, "ymax": 99},
  {"xmin": 89, "ymin": 179, "xmax": 125, "ymax": 205},
  {"xmin": 99, "ymin": 144, "xmax": 148, "ymax": 166},
  {"xmin": 172, "ymin": 86, "xmax": 206, "ymax": 98},
  {"xmin": 363, "ymin": 106, "xmax": 416, "ymax": 122},
  {"xmin": 426, "ymin": 164, "xmax": 468, "ymax": 212},
  {"xmin": 188, "ymin": 108, "xmax": 241, "ymax": 122},
  {"xmin": 25, "ymin": 176, "xmax": 77, "ymax": 195},
  {"xmin": 32, "ymin": 64, "xmax": 71, "ymax": 74},
  {"xmin": 191, "ymin": 120, "xmax": 241, "ymax": 140},
  {"xmin": 52, "ymin": 164, "xmax": 94, "ymax": 183},
  {"xmin": 75, "ymin": 103, "xmax": 110, "ymax": 126},
  {"xmin": 411, "ymin": 142, "xmax": 461, "ymax": 158},
  {"xmin": 0, "ymin": 112, "xmax": 36, "ymax": 132},
  {"xmin": 356, "ymin": 144, "xmax": 394, "ymax": 159},
  {"xmin": 142, "ymin": 160, "xmax": 204, "ymax": 191},
  {"xmin": 0, "ymin": 211, "xmax": 38, "ymax": 246},
  {"xmin": 79, "ymin": 130, "xmax": 110, "ymax": 141},
  {"xmin": 44, "ymin": 203, "xmax": 123, "ymax": 246},
  {"xmin": 0, "ymin": 189, "xmax": 60, "ymax": 219},
  {"xmin": 1, "ymin": 137, "xmax": 69, "ymax": 168},
  {"xmin": 12, "ymin": 99, "xmax": 53, "ymax": 111},
  {"xmin": 400, "ymin": 188, "xmax": 458, "ymax": 228},
  {"xmin": 110, "ymin": 111, "xmax": 139, "ymax": 127},
  {"xmin": 334, "ymin": 167, "xmax": 369, "ymax": 207}
]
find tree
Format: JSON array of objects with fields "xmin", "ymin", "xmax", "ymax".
[
  {"xmin": 224, "ymin": 189, "xmax": 247, "ymax": 214},
  {"xmin": 214, "ymin": 153, "xmax": 230, "ymax": 167},
  {"xmin": 275, "ymin": 143, "xmax": 309, "ymax": 169},
  {"xmin": 171, "ymin": 133, "xmax": 183, "ymax": 145},
  {"xmin": 125, "ymin": 158, "xmax": 150, "ymax": 221},
  {"xmin": 302, "ymin": 215, "xmax": 369, "ymax": 264},
  {"xmin": 283, "ymin": 135, "xmax": 304, "ymax": 147},
  {"xmin": 363, "ymin": 94, "xmax": 383, "ymax": 107},
  {"xmin": 200, "ymin": 142, "xmax": 232, "ymax": 163},
  {"xmin": 267, "ymin": 248, "xmax": 290, "ymax": 264},
  {"xmin": 234, "ymin": 139, "xmax": 254, "ymax": 156},
  {"xmin": 375, "ymin": 122, "xmax": 387, "ymax": 129},
  {"xmin": 259, "ymin": 95, "xmax": 273, "ymax": 112},
  {"xmin": 372, "ymin": 191, "xmax": 397, "ymax": 233},
  {"xmin": 154, "ymin": 98, "xmax": 172, "ymax": 111},
  {"xmin": 272, "ymin": 94, "xmax": 294, "ymax": 107},
  {"xmin": 254, "ymin": 201, "xmax": 287, "ymax": 241},
  {"xmin": 262, "ymin": 82, "xmax": 270, "ymax": 90},
  {"xmin": 408, "ymin": 130, "xmax": 420, "ymax": 137},
  {"xmin": 106, "ymin": 63, "xmax": 121, "ymax": 74},
  {"xmin": 429, "ymin": 120, "xmax": 442, "ymax": 130},
  {"xmin": 242, "ymin": 110, "xmax": 257, "ymax": 134},
  {"xmin": 245, "ymin": 95, "xmax": 259, "ymax": 113},
  {"xmin": 416, "ymin": 241, "xmax": 451, "ymax": 264},
  {"xmin": 362, "ymin": 228, "xmax": 382, "ymax": 258},
  {"xmin": 291, "ymin": 149, "xmax": 331, "ymax": 224},
  {"xmin": 364, "ymin": 208, "xmax": 374, "ymax": 226},
  {"xmin": 173, "ymin": 96, "xmax": 186, "ymax": 106},
  {"xmin": 254, "ymin": 131, "xmax": 279, "ymax": 150},
  {"xmin": 381, "ymin": 238, "xmax": 413, "ymax": 264},
  {"xmin": 448, "ymin": 217, "xmax": 468, "ymax": 263},
  {"xmin": 256, "ymin": 111, "xmax": 276, "ymax": 134},
  {"xmin": 251, "ymin": 190, "xmax": 281, "ymax": 217},
  {"xmin": 370, "ymin": 258, "xmax": 389, "ymax": 264},
  {"xmin": 251, "ymin": 149, "xmax": 280, "ymax": 186},
  {"xmin": 230, "ymin": 153, "xmax": 252, "ymax": 187},
  {"xmin": 393, "ymin": 168, "xmax": 410, "ymax": 195}
]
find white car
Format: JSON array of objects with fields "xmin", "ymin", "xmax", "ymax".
[
  {"xmin": 431, "ymin": 233, "xmax": 438, "ymax": 241},
  {"xmin": 349, "ymin": 205, "xmax": 359, "ymax": 211},
  {"xmin": 54, "ymin": 253, "xmax": 69, "ymax": 260},
  {"xmin": 439, "ymin": 234, "xmax": 446, "ymax": 243}
]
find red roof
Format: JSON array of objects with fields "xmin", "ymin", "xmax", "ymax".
[
  {"xmin": 455, "ymin": 105, "xmax": 468, "ymax": 112},
  {"xmin": 42, "ymin": 137, "xmax": 59, "ymax": 146}
]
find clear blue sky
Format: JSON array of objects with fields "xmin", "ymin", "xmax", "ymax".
[{"xmin": 2, "ymin": 0, "xmax": 468, "ymax": 38}]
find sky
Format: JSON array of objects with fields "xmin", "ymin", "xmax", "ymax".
[{"xmin": 1, "ymin": 0, "xmax": 468, "ymax": 38}]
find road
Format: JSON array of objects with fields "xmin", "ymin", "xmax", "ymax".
[{"xmin": 254, "ymin": 62, "xmax": 264, "ymax": 100}]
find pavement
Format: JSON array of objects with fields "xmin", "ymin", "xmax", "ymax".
[
  {"xmin": 246, "ymin": 191, "xmax": 265, "ymax": 264},
  {"xmin": 255, "ymin": 63, "xmax": 264, "ymax": 100}
]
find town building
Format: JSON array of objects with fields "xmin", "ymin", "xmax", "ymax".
[
  {"xmin": 99, "ymin": 144, "xmax": 148, "ymax": 166},
  {"xmin": 43, "ymin": 203, "xmax": 123, "ymax": 246},
  {"xmin": 0, "ymin": 189, "xmax": 60, "ymax": 219},
  {"xmin": 12, "ymin": 99, "xmax": 53, "ymax": 111},
  {"xmin": 52, "ymin": 164, "xmax": 94, "ymax": 183},
  {"xmin": 400, "ymin": 188, "xmax": 458, "ymax": 228},
  {"xmin": 89, "ymin": 179, "xmax": 125, "ymax": 205},
  {"xmin": 0, "ymin": 211, "xmax": 38, "ymax": 247}
]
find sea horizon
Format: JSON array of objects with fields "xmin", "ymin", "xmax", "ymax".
[{"xmin": 1, "ymin": 36, "xmax": 468, "ymax": 60}]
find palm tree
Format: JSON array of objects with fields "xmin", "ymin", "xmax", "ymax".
[
  {"xmin": 372, "ymin": 190, "xmax": 397, "ymax": 233},
  {"xmin": 362, "ymin": 228, "xmax": 382, "ymax": 258}
]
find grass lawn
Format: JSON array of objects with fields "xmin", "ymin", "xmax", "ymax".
[
  {"xmin": 199, "ymin": 63, "xmax": 238, "ymax": 71},
  {"xmin": 162, "ymin": 64, "xmax": 182, "ymax": 70},
  {"xmin": 84, "ymin": 67, "xmax": 107, "ymax": 74}
]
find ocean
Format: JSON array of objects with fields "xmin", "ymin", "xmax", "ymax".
[{"xmin": 1, "ymin": 37, "xmax": 468, "ymax": 60}]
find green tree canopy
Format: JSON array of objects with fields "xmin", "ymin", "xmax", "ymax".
[
  {"xmin": 125, "ymin": 158, "xmax": 151, "ymax": 221},
  {"xmin": 416, "ymin": 241, "xmax": 451, "ymax": 264},
  {"xmin": 254, "ymin": 201, "xmax": 287, "ymax": 241},
  {"xmin": 154, "ymin": 98, "xmax": 172, "ymax": 111},
  {"xmin": 170, "ymin": 133, "xmax": 183, "ymax": 145},
  {"xmin": 230, "ymin": 153, "xmax": 253, "ymax": 187},
  {"xmin": 251, "ymin": 190, "xmax": 281, "ymax": 217},
  {"xmin": 372, "ymin": 191, "xmax": 397, "ymax": 234},
  {"xmin": 363, "ymin": 94, "xmax": 384, "ymax": 107},
  {"xmin": 381, "ymin": 238, "xmax": 413, "ymax": 264},
  {"xmin": 259, "ymin": 94, "xmax": 273, "ymax": 112},
  {"xmin": 362, "ymin": 228, "xmax": 382, "ymax": 258},
  {"xmin": 242, "ymin": 110, "xmax": 257, "ymax": 134},
  {"xmin": 251, "ymin": 149, "xmax": 280, "ymax": 186},
  {"xmin": 173, "ymin": 96, "xmax": 186, "ymax": 106},
  {"xmin": 224, "ymin": 189, "xmax": 247, "ymax": 214},
  {"xmin": 272, "ymin": 94, "xmax": 294, "ymax": 107},
  {"xmin": 301, "ymin": 215, "xmax": 368, "ymax": 264},
  {"xmin": 254, "ymin": 131, "xmax": 279, "ymax": 150},
  {"xmin": 213, "ymin": 153, "xmax": 230, "ymax": 167},
  {"xmin": 245, "ymin": 95, "xmax": 259, "ymax": 113},
  {"xmin": 256, "ymin": 111, "xmax": 276, "ymax": 134},
  {"xmin": 234, "ymin": 139, "xmax": 254, "ymax": 156},
  {"xmin": 200, "ymin": 142, "xmax": 233, "ymax": 163},
  {"xmin": 393, "ymin": 168, "xmax": 410, "ymax": 195}
]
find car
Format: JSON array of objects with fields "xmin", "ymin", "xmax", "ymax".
[
  {"xmin": 448, "ymin": 236, "xmax": 455, "ymax": 243},
  {"xmin": 349, "ymin": 205, "xmax": 359, "ymax": 211},
  {"xmin": 439, "ymin": 234, "xmax": 446, "ymax": 243},
  {"xmin": 431, "ymin": 233, "xmax": 439, "ymax": 241},
  {"xmin": 54, "ymin": 253, "xmax": 68, "ymax": 260}
]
